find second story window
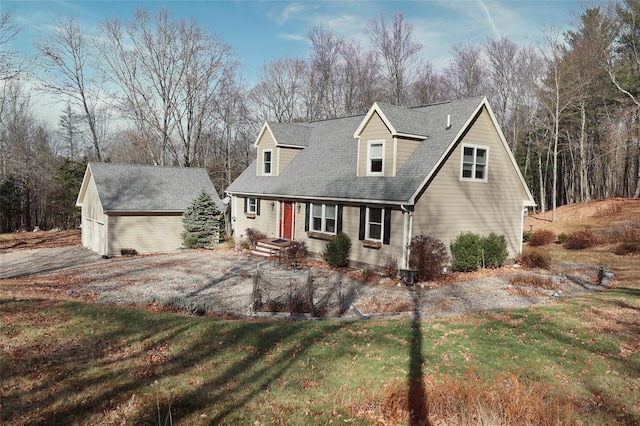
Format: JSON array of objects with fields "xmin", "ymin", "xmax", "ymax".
[
  {"xmin": 263, "ymin": 150, "xmax": 272, "ymax": 175},
  {"xmin": 367, "ymin": 141, "xmax": 384, "ymax": 175},
  {"xmin": 461, "ymin": 144, "xmax": 488, "ymax": 182}
]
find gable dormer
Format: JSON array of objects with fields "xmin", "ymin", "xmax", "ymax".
[
  {"xmin": 354, "ymin": 103, "xmax": 426, "ymax": 177},
  {"xmin": 254, "ymin": 122, "xmax": 310, "ymax": 176}
]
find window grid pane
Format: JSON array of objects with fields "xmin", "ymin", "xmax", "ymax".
[
  {"xmin": 367, "ymin": 207, "xmax": 383, "ymax": 241},
  {"xmin": 263, "ymin": 151, "xmax": 272, "ymax": 174},
  {"xmin": 311, "ymin": 203, "xmax": 337, "ymax": 234},
  {"xmin": 462, "ymin": 146, "xmax": 487, "ymax": 181}
]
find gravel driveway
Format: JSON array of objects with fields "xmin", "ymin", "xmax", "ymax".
[{"xmin": 0, "ymin": 245, "xmax": 607, "ymax": 319}]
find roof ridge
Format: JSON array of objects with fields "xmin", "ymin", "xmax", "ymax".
[
  {"xmin": 410, "ymin": 95, "xmax": 486, "ymax": 110},
  {"xmin": 90, "ymin": 162, "xmax": 206, "ymax": 171}
]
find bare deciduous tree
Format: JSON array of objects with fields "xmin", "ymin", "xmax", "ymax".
[
  {"xmin": 367, "ymin": 12, "xmax": 422, "ymax": 105},
  {"xmin": 306, "ymin": 26, "xmax": 345, "ymax": 120},
  {"xmin": 249, "ymin": 57, "xmax": 307, "ymax": 123},
  {"xmin": 98, "ymin": 7, "xmax": 236, "ymax": 166},
  {"xmin": 0, "ymin": 11, "xmax": 23, "ymax": 82},
  {"xmin": 35, "ymin": 16, "xmax": 105, "ymax": 161},
  {"xmin": 444, "ymin": 41, "xmax": 487, "ymax": 99}
]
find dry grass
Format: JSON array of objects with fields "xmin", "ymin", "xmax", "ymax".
[
  {"xmin": 509, "ymin": 273, "xmax": 559, "ymax": 290},
  {"xmin": 375, "ymin": 371, "xmax": 573, "ymax": 425}
]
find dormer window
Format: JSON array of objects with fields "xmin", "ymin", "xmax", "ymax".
[
  {"xmin": 263, "ymin": 150, "xmax": 272, "ymax": 175},
  {"xmin": 367, "ymin": 140, "xmax": 384, "ymax": 175}
]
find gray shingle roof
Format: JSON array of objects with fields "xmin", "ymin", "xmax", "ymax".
[
  {"xmin": 268, "ymin": 122, "xmax": 312, "ymax": 147},
  {"xmin": 227, "ymin": 97, "xmax": 485, "ymax": 204},
  {"xmin": 87, "ymin": 163, "xmax": 222, "ymax": 212}
]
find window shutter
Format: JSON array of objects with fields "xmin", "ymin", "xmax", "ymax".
[
  {"xmin": 256, "ymin": 198, "xmax": 261, "ymax": 215},
  {"xmin": 359, "ymin": 206, "xmax": 366, "ymax": 240},
  {"xmin": 337, "ymin": 204, "xmax": 343, "ymax": 233},
  {"xmin": 383, "ymin": 207, "xmax": 391, "ymax": 245},
  {"xmin": 304, "ymin": 202, "xmax": 310, "ymax": 231},
  {"xmin": 244, "ymin": 198, "xmax": 247, "ymax": 213}
]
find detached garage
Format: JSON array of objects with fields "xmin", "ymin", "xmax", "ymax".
[{"xmin": 76, "ymin": 162, "xmax": 222, "ymax": 256}]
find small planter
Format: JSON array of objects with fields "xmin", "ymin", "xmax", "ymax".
[
  {"xmin": 307, "ymin": 231, "xmax": 334, "ymax": 241},
  {"xmin": 362, "ymin": 240, "xmax": 382, "ymax": 249}
]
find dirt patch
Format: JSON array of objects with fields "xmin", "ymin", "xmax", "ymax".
[
  {"xmin": 0, "ymin": 229, "xmax": 81, "ymax": 251},
  {"xmin": 525, "ymin": 198, "xmax": 640, "ymax": 229}
]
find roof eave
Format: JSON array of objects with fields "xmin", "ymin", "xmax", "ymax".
[{"xmin": 226, "ymin": 190, "xmax": 411, "ymax": 206}]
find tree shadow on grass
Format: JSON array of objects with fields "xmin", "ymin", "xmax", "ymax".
[
  {"xmin": 0, "ymin": 299, "xmax": 355, "ymax": 424},
  {"xmin": 408, "ymin": 288, "xmax": 430, "ymax": 426}
]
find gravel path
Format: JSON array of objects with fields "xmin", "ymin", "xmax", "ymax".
[{"xmin": 0, "ymin": 245, "xmax": 607, "ymax": 319}]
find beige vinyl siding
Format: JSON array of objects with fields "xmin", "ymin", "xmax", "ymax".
[
  {"xmin": 80, "ymin": 175, "xmax": 107, "ymax": 250},
  {"xmin": 358, "ymin": 112, "xmax": 392, "ymax": 176},
  {"xmin": 412, "ymin": 109, "xmax": 527, "ymax": 257},
  {"xmin": 395, "ymin": 137, "xmax": 421, "ymax": 173},
  {"xmin": 277, "ymin": 146, "xmax": 302, "ymax": 174},
  {"xmin": 256, "ymin": 131, "xmax": 276, "ymax": 176},
  {"xmin": 296, "ymin": 203, "xmax": 405, "ymax": 268},
  {"xmin": 232, "ymin": 196, "xmax": 279, "ymax": 241},
  {"xmin": 107, "ymin": 214, "xmax": 184, "ymax": 256}
]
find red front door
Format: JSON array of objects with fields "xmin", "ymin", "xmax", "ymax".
[{"xmin": 281, "ymin": 202, "xmax": 294, "ymax": 240}]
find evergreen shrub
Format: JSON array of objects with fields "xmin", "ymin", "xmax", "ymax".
[
  {"xmin": 181, "ymin": 189, "xmax": 225, "ymax": 249},
  {"xmin": 482, "ymin": 233, "xmax": 508, "ymax": 268},
  {"xmin": 450, "ymin": 232, "xmax": 482, "ymax": 272},
  {"xmin": 323, "ymin": 232, "xmax": 351, "ymax": 267}
]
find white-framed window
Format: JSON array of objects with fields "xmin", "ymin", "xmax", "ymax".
[
  {"xmin": 461, "ymin": 144, "xmax": 488, "ymax": 182},
  {"xmin": 247, "ymin": 197, "xmax": 257, "ymax": 214},
  {"xmin": 366, "ymin": 207, "xmax": 384, "ymax": 241},
  {"xmin": 367, "ymin": 140, "xmax": 384, "ymax": 175},
  {"xmin": 311, "ymin": 203, "xmax": 337, "ymax": 234},
  {"xmin": 263, "ymin": 149, "xmax": 272, "ymax": 175}
]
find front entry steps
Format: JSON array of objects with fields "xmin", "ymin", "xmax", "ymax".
[{"xmin": 251, "ymin": 239, "xmax": 284, "ymax": 258}]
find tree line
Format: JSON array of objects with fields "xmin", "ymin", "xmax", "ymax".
[{"xmin": 1, "ymin": 1, "xmax": 639, "ymax": 233}]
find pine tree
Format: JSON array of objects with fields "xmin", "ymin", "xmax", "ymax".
[{"xmin": 182, "ymin": 189, "xmax": 224, "ymax": 248}]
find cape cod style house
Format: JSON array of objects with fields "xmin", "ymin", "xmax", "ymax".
[
  {"xmin": 226, "ymin": 96, "xmax": 536, "ymax": 269},
  {"xmin": 76, "ymin": 163, "xmax": 222, "ymax": 256}
]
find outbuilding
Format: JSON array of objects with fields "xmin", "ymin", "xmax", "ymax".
[{"xmin": 76, "ymin": 162, "xmax": 221, "ymax": 256}]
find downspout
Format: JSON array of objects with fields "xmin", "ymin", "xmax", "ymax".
[{"xmin": 401, "ymin": 204, "xmax": 413, "ymax": 269}]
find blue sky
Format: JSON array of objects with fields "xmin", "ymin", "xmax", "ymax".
[{"xmin": 4, "ymin": 0, "xmax": 596, "ymax": 85}]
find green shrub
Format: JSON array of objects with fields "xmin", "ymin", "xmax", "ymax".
[
  {"xmin": 522, "ymin": 231, "xmax": 532, "ymax": 242},
  {"xmin": 518, "ymin": 249, "xmax": 551, "ymax": 269},
  {"xmin": 557, "ymin": 232, "xmax": 568, "ymax": 244},
  {"xmin": 528, "ymin": 229, "xmax": 556, "ymax": 246},
  {"xmin": 564, "ymin": 229, "xmax": 597, "ymax": 250},
  {"xmin": 409, "ymin": 235, "xmax": 449, "ymax": 281},
  {"xmin": 482, "ymin": 233, "xmax": 508, "ymax": 268},
  {"xmin": 183, "ymin": 233, "xmax": 198, "ymax": 249},
  {"xmin": 323, "ymin": 232, "xmax": 351, "ymax": 267},
  {"xmin": 450, "ymin": 232, "xmax": 482, "ymax": 272}
]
